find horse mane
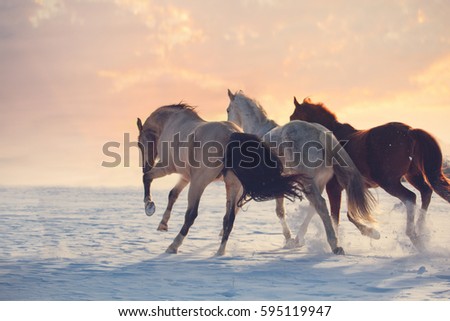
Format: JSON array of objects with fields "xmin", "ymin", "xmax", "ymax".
[
  {"xmin": 235, "ymin": 92, "xmax": 269, "ymax": 117},
  {"xmin": 162, "ymin": 102, "xmax": 197, "ymax": 113},
  {"xmin": 141, "ymin": 103, "xmax": 202, "ymax": 138},
  {"xmin": 348, "ymin": 128, "xmax": 369, "ymax": 141},
  {"xmin": 155, "ymin": 103, "xmax": 202, "ymax": 120},
  {"xmin": 301, "ymin": 97, "xmax": 338, "ymax": 124}
]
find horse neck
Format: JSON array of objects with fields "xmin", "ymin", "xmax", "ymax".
[
  {"xmin": 247, "ymin": 119, "xmax": 278, "ymax": 138},
  {"xmin": 241, "ymin": 105, "xmax": 278, "ymax": 138},
  {"xmin": 156, "ymin": 109, "xmax": 203, "ymax": 135},
  {"xmin": 330, "ymin": 121, "xmax": 358, "ymax": 140}
]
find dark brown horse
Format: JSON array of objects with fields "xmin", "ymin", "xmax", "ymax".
[{"xmin": 290, "ymin": 97, "xmax": 450, "ymax": 250}]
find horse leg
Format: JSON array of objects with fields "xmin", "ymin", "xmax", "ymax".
[
  {"xmin": 143, "ymin": 165, "xmax": 173, "ymax": 216},
  {"xmin": 165, "ymin": 181, "xmax": 206, "ymax": 254},
  {"xmin": 216, "ymin": 171, "xmax": 242, "ymax": 256},
  {"xmin": 157, "ymin": 177, "xmax": 189, "ymax": 231},
  {"xmin": 382, "ymin": 180, "xmax": 424, "ymax": 251},
  {"xmin": 346, "ymin": 211, "xmax": 380, "ymax": 239},
  {"xmin": 405, "ymin": 172, "xmax": 432, "ymax": 237},
  {"xmin": 275, "ymin": 197, "xmax": 295, "ymax": 247},
  {"xmin": 293, "ymin": 203, "xmax": 316, "ymax": 247},
  {"xmin": 304, "ymin": 184, "xmax": 344, "ymax": 255},
  {"xmin": 328, "ymin": 174, "xmax": 380, "ymax": 239},
  {"xmin": 326, "ymin": 176, "xmax": 343, "ymax": 231}
]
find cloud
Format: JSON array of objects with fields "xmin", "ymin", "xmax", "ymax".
[
  {"xmin": 224, "ymin": 25, "xmax": 259, "ymax": 46},
  {"xmin": 417, "ymin": 8, "xmax": 426, "ymax": 24},
  {"xmin": 114, "ymin": 0, "xmax": 204, "ymax": 54},
  {"xmin": 352, "ymin": 54, "xmax": 450, "ymax": 111},
  {"xmin": 29, "ymin": 0, "xmax": 66, "ymax": 27},
  {"xmin": 3, "ymin": 0, "xmax": 450, "ymax": 186},
  {"xmin": 97, "ymin": 69, "xmax": 154, "ymax": 93},
  {"xmin": 325, "ymin": 54, "xmax": 450, "ymax": 149},
  {"xmin": 97, "ymin": 64, "xmax": 228, "ymax": 93},
  {"xmin": 412, "ymin": 54, "xmax": 450, "ymax": 97},
  {"xmin": 29, "ymin": 0, "xmax": 204, "ymax": 55},
  {"xmin": 242, "ymin": 0, "xmax": 276, "ymax": 6}
]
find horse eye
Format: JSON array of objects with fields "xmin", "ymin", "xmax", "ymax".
[{"xmin": 226, "ymin": 108, "xmax": 230, "ymax": 113}]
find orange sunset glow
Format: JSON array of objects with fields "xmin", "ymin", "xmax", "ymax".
[{"xmin": 1, "ymin": 0, "xmax": 449, "ymax": 187}]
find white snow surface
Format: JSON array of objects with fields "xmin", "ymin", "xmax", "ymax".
[{"xmin": 1, "ymin": 183, "xmax": 449, "ymax": 300}]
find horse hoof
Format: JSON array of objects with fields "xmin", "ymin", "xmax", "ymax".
[
  {"xmin": 165, "ymin": 246, "xmax": 178, "ymax": 254},
  {"xmin": 368, "ymin": 229, "xmax": 381, "ymax": 240},
  {"xmin": 409, "ymin": 234, "xmax": 427, "ymax": 253},
  {"xmin": 333, "ymin": 247, "xmax": 345, "ymax": 255},
  {"xmin": 157, "ymin": 223, "xmax": 168, "ymax": 232},
  {"xmin": 215, "ymin": 250, "xmax": 225, "ymax": 257},
  {"xmin": 145, "ymin": 201, "xmax": 156, "ymax": 216},
  {"xmin": 417, "ymin": 223, "xmax": 430, "ymax": 241},
  {"xmin": 413, "ymin": 240, "xmax": 427, "ymax": 253},
  {"xmin": 284, "ymin": 238, "xmax": 302, "ymax": 249}
]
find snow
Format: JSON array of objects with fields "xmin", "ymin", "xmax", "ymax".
[{"xmin": 0, "ymin": 184, "xmax": 449, "ymax": 300}]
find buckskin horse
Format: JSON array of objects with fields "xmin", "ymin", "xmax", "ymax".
[{"xmin": 137, "ymin": 103, "xmax": 303, "ymax": 256}]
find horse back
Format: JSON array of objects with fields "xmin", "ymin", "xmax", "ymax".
[
  {"xmin": 192, "ymin": 121, "xmax": 241, "ymax": 144},
  {"xmin": 353, "ymin": 122, "xmax": 414, "ymax": 185}
]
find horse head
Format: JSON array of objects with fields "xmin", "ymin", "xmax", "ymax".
[
  {"xmin": 137, "ymin": 117, "xmax": 158, "ymax": 216},
  {"xmin": 291, "ymin": 96, "xmax": 337, "ymax": 130},
  {"xmin": 226, "ymin": 89, "xmax": 243, "ymax": 128}
]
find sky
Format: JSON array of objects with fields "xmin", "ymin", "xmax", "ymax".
[{"xmin": 0, "ymin": 0, "xmax": 449, "ymax": 187}]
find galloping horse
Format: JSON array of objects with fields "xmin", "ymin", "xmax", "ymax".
[
  {"xmin": 226, "ymin": 90, "xmax": 376, "ymax": 255},
  {"xmin": 137, "ymin": 103, "xmax": 303, "ymax": 256},
  {"xmin": 290, "ymin": 97, "xmax": 450, "ymax": 250}
]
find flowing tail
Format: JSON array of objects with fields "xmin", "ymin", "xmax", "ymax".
[
  {"xmin": 224, "ymin": 132, "xmax": 305, "ymax": 206},
  {"xmin": 409, "ymin": 129, "xmax": 450, "ymax": 203},
  {"xmin": 325, "ymin": 133, "xmax": 376, "ymax": 224}
]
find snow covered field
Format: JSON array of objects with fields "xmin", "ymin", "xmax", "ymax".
[{"xmin": 1, "ymin": 183, "xmax": 449, "ymax": 300}]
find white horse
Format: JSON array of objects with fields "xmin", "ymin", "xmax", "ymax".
[{"xmin": 226, "ymin": 90, "xmax": 378, "ymax": 254}]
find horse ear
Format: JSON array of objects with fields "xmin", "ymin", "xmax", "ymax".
[
  {"xmin": 137, "ymin": 118, "xmax": 143, "ymax": 132},
  {"xmin": 303, "ymin": 97, "xmax": 312, "ymax": 104},
  {"xmin": 293, "ymin": 96, "xmax": 300, "ymax": 107},
  {"xmin": 227, "ymin": 89, "xmax": 235, "ymax": 101}
]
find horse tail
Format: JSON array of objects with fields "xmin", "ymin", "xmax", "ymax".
[
  {"xmin": 326, "ymin": 133, "xmax": 376, "ymax": 224},
  {"xmin": 409, "ymin": 128, "xmax": 450, "ymax": 203},
  {"xmin": 224, "ymin": 132, "xmax": 305, "ymax": 206}
]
